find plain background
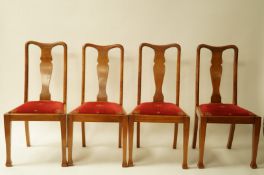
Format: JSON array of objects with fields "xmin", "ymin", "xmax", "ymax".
[{"xmin": 0, "ymin": 0, "xmax": 263, "ymax": 174}]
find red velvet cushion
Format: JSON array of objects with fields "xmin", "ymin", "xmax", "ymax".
[
  {"xmin": 132, "ymin": 102, "xmax": 185, "ymax": 115},
  {"xmin": 199, "ymin": 103, "xmax": 255, "ymax": 116},
  {"xmin": 74, "ymin": 102, "xmax": 125, "ymax": 114},
  {"xmin": 13, "ymin": 101, "xmax": 64, "ymax": 114}
]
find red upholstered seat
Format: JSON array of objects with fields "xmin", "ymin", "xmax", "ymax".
[
  {"xmin": 74, "ymin": 102, "xmax": 125, "ymax": 114},
  {"xmin": 13, "ymin": 101, "xmax": 64, "ymax": 114},
  {"xmin": 199, "ymin": 103, "xmax": 255, "ymax": 116},
  {"xmin": 132, "ymin": 102, "xmax": 185, "ymax": 115}
]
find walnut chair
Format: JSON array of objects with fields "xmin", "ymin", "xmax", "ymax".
[
  {"xmin": 4, "ymin": 41, "xmax": 68, "ymax": 167},
  {"xmin": 192, "ymin": 44, "xmax": 261, "ymax": 169},
  {"xmin": 67, "ymin": 43, "xmax": 128, "ymax": 167},
  {"xmin": 128, "ymin": 43, "xmax": 190, "ymax": 169}
]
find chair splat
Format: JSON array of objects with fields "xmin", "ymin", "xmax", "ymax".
[
  {"xmin": 97, "ymin": 48, "xmax": 110, "ymax": 102},
  {"xmin": 153, "ymin": 48, "xmax": 166, "ymax": 102},
  {"xmin": 210, "ymin": 50, "xmax": 223, "ymax": 103},
  {"xmin": 40, "ymin": 46, "xmax": 53, "ymax": 100},
  {"xmin": 139, "ymin": 43, "xmax": 181, "ymax": 104},
  {"xmin": 82, "ymin": 43, "xmax": 124, "ymax": 104}
]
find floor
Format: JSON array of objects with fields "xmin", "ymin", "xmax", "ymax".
[{"xmin": 0, "ymin": 122, "xmax": 263, "ymax": 175}]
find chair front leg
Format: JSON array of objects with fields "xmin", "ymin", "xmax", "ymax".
[
  {"xmin": 227, "ymin": 124, "xmax": 235, "ymax": 149},
  {"xmin": 182, "ymin": 118, "xmax": 190, "ymax": 169},
  {"xmin": 25, "ymin": 121, "xmax": 31, "ymax": 147},
  {"xmin": 4, "ymin": 115, "xmax": 12, "ymax": 167},
  {"xmin": 119, "ymin": 122, "xmax": 122, "ymax": 148},
  {"xmin": 192, "ymin": 113, "xmax": 199, "ymax": 149},
  {"xmin": 173, "ymin": 123, "xmax": 178, "ymax": 149},
  {"xmin": 128, "ymin": 116, "xmax": 134, "ymax": 167},
  {"xmin": 81, "ymin": 122, "xmax": 86, "ymax": 147},
  {"xmin": 67, "ymin": 116, "xmax": 74, "ymax": 166},
  {"xmin": 122, "ymin": 117, "xmax": 128, "ymax": 167},
  {"xmin": 250, "ymin": 117, "xmax": 261, "ymax": 169},
  {"xmin": 198, "ymin": 117, "xmax": 207, "ymax": 169},
  {"xmin": 60, "ymin": 116, "xmax": 67, "ymax": 167}
]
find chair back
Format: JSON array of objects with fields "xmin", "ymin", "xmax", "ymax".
[
  {"xmin": 81, "ymin": 43, "xmax": 124, "ymax": 105},
  {"xmin": 24, "ymin": 41, "xmax": 68, "ymax": 105},
  {"xmin": 137, "ymin": 43, "xmax": 181, "ymax": 105},
  {"xmin": 195, "ymin": 44, "xmax": 238, "ymax": 106}
]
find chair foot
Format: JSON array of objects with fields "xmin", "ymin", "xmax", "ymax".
[
  {"xmin": 5, "ymin": 161, "xmax": 12, "ymax": 167},
  {"xmin": 61, "ymin": 162, "xmax": 68, "ymax": 167},
  {"xmin": 182, "ymin": 163, "xmax": 188, "ymax": 169},
  {"xmin": 197, "ymin": 162, "xmax": 205, "ymax": 169},
  {"xmin": 128, "ymin": 160, "xmax": 134, "ymax": 167},
  {"xmin": 67, "ymin": 161, "xmax": 73, "ymax": 166},
  {"xmin": 250, "ymin": 162, "xmax": 257, "ymax": 169},
  {"xmin": 173, "ymin": 145, "xmax": 176, "ymax": 149},
  {"xmin": 122, "ymin": 162, "xmax": 128, "ymax": 167}
]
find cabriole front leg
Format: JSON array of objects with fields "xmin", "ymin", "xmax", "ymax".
[
  {"xmin": 198, "ymin": 117, "xmax": 207, "ymax": 169},
  {"xmin": 67, "ymin": 116, "xmax": 74, "ymax": 166},
  {"xmin": 122, "ymin": 117, "xmax": 128, "ymax": 167},
  {"xmin": 250, "ymin": 117, "xmax": 261, "ymax": 169},
  {"xmin": 60, "ymin": 116, "xmax": 67, "ymax": 167},
  {"xmin": 4, "ymin": 115, "xmax": 12, "ymax": 167},
  {"xmin": 182, "ymin": 117, "xmax": 190, "ymax": 169},
  {"xmin": 128, "ymin": 116, "xmax": 134, "ymax": 167}
]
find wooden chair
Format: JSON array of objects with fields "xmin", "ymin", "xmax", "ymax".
[
  {"xmin": 128, "ymin": 43, "xmax": 190, "ymax": 169},
  {"xmin": 67, "ymin": 43, "xmax": 128, "ymax": 167},
  {"xmin": 192, "ymin": 44, "xmax": 261, "ymax": 169},
  {"xmin": 4, "ymin": 41, "xmax": 68, "ymax": 167}
]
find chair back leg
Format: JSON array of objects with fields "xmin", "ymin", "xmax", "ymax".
[
  {"xmin": 81, "ymin": 122, "xmax": 86, "ymax": 147},
  {"xmin": 137, "ymin": 122, "xmax": 140, "ymax": 148},
  {"xmin": 119, "ymin": 122, "xmax": 122, "ymax": 148},
  {"xmin": 227, "ymin": 124, "xmax": 236, "ymax": 149},
  {"xmin": 192, "ymin": 113, "xmax": 199, "ymax": 148},
  {"xmin": 173, "ymin": 123, "xmax": 178, "ymax": 149},
  {"xmin": 25, "ymin": 121, "xmax": 31, "ymax": 147}
]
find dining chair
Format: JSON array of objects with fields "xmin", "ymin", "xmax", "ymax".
[
  {"xmin": 192, "ymin": 44, "xmax": 261, "ymax": 169},
  {"xmin": 4, "ymin": 41, "xmax": 68, "ymax": 167},
  {"xmin": 67, "ymin": 43, "xmax": 128, "ymax": 167},
  {"xmin": 128, "ymin": 43, "xmax": 190, "ymax": 169}
]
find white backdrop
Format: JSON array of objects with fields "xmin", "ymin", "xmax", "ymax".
[{"xmin": 0, "ymin": 0, "xmax": 263, "ymax": 175}]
